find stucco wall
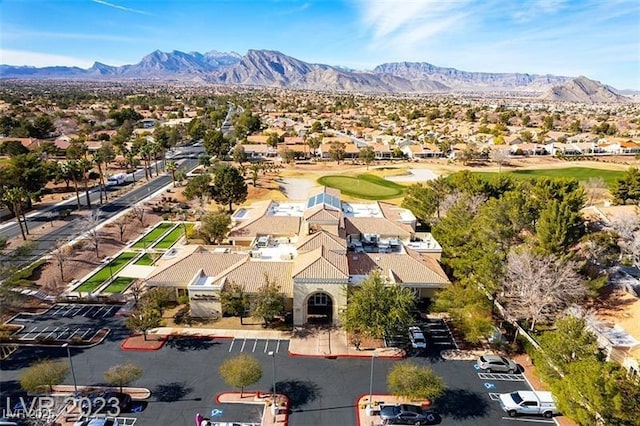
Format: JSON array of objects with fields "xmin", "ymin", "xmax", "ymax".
[{"xmin": 293, "ymin": 281, "xmax": 347, "ymax": 326}]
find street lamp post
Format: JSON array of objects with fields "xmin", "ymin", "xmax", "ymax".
[
  {"xmin": 62, "ymin": 343, "xmax": 78, "ymax": 394},
  {"xmin": 268, "ymin": 351, "xmax": 277, "ymax": 415},
  {"xmin": 366, "ymin": 353, "xmax": 378, "ymax": 416}
]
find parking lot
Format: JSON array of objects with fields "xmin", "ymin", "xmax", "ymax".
[
  {"xmin": 6, "ymin": 303, "xmax": 124, "ymax": 344},
  {"xmin": 228, "ymin": 337, "xmax": 287, "ymax": 354},
  {"xmin": 0, "ymin": 327, "xmax": 560, "ymax": 426}
]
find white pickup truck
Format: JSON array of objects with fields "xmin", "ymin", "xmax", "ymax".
[{"xmin": 499, "ymin": 391, "xmax": 559, "ymax": 418}]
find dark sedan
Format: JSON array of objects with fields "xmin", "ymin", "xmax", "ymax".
[{"xmin": 379, "ymin": 404, "xmax": 439, "ymax": 425}]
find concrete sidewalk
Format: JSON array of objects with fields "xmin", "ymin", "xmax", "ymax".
[{"xmin": 147, "ymin": 326, "xmax": 405, "ymax": 358}]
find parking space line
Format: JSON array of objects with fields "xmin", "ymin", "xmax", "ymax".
[
  {"xmin": 489, "ymin": 393, "xmax": 501, "ymax": 401},
  {"xmin": 51, "ymin": 305, "xmax": 66, "ymax": 316},
  {"xmin": 83, "ymin": 305, "xmax": 98, "ymax": 317},
  {"xmin": 240, "ymin": 338, "xmax": 247, "ymax": 352},
  {"xmin": 44, "ymin": 327, "xmax": 60, "ymax": 339},
  {"xmin": 62, "ymin": 306, "xmax": 75, "ymax": 317},
  {"xmin": 73, "ymin": 305, "xmax": 86, "ymax": 316},
  {"xmin": 93, "ymin": 305, "xmax": 107, "ymax": 317},
  {"xmin": 33, "ymin": 327, "xmax": 49, "ymax": 339},
  {"xmin": 500, "ymin": 417, "xmax": 555, "ymax": 423},
  {"xmin": 22, "ymin": 326, "xmax": 38, "ymax": 340},
  {"xmin": 252, "ymin": 339, "xmax": 258, "ymax": 352},
  {"xmin": 68, "ymin": 329, "xmax": 81, "ymax": 340},
  {"xmin": 478, "ymin": 373, "xmax": 524, "ymax": 381},
  {"xmin": 102, "ymin": 306, "xmax": 116, "ymax": 318},
  {"xmin": 80, "ymin": 329, "xmax": 93, "ymax": 339},
  {"xmin": 276, "ymin": 339, "xmax": 281, "ymax": 353},
  {"xmin": 264, "ymin": 339, "xmax": 270, "ymax": 353},
  {"xmin": 229, "ymin": 338, "xmax": 236, "ymax": 352},
  {"xmin": 57, "ymin": 327, "xmax": 70, "ymax": 339},
  {"xmin": 440, "ymin": 320, "xmax": 459, "ymax": 350}
]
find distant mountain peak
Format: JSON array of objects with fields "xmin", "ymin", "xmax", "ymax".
[
  {"xmin": 541, "ymin": 76, "xmax": 631, "ymax": 104},
  {"xmin": 0, "ymin": 48, "xmax": 629, "ymax": 98}
]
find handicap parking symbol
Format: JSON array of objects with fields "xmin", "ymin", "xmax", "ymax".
[
  {"xmin": 131, "ymin": 405, "xmax": 144, "ymax": 413},
  {"xmin": 211, "ymin": 408, "xmax": 223, "ymax": 417},
  {"xmin": 473, "ymin": 364, "xmax": 480, "ymax": 370},
  {"xmin": 484, "ymin": 382, "xmax": 496, "ymax": 389}
]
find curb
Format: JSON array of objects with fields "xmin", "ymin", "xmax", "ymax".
[
  {"xmin": 120, "ymin": 334, "xmax": 167, "ymax": 351},
  {"xmin": 215, "ymin": 391, "xmax": 289, "ymax": 426},
  {"xmin": 120, "ymin": 333, "xmax": 233, "ymax": 351},
  {"xmin": 287, "ymin": 350, "xmax": 405, "ymax": 360}
]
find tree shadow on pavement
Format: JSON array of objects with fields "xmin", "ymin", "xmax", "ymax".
[
  {"xmin": 275, "ymin": 379, "xmax": 321, "ymax": 409},
  {"xmin": 153, "ymin": 381, "xmax": 193, "ymax": 402},
  {"xmin": 435, "ymin": 389, "xmax": 489, "ymax": 420},
  {"xmin": 164, "ymin": 336, "xmax": 219, "ymax": 351}
]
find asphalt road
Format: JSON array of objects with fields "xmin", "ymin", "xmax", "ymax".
[
  {"xmin": 0, "ymin": 317, "xmax": 552, "ymax": 426},
  {"xmin": 0, "ymin": 156, "xmax": 198, "ymax": 268}
]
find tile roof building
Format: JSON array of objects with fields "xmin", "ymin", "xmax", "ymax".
[{"xmin": 145, "ymin": 186, "xmax": 449, "ymax": 325}]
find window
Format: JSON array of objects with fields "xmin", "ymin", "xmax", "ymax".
[
  {"xmin": 523, "ymin": 401, "xmax": 538, "ymax": 407},
  {"xmin": 310, "ymin": 293, "xmax": 329, "ymax": 306}
]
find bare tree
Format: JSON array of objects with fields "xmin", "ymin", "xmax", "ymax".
[
  {"xmin": 611, "ymin": 212, "xmax": 640, "ymax": 261},
  {"xmin": 82, "ymin": 210, "xmax": 102, "ymax": 258},
  {"xmin": 501, "ymin": 247, "xmax": 588, "ymax": 331},
  {"xmin": 583, "ymin": 177, "xmax": 606, "ymax": 206},
  {"xmin": 131, "ymin": 204, "xmax": 146, "ymax": 227},
  {"xmin": 113, "ymin": 214, "xmax": 131, "ymax": 242},
  {"xmin": 128, "ymin": 280, "xmax": 146, "ymax": 305},
  {"xmin": 51, "ymin": 239, "xmax": 73, "ymax": 284},
  {"xmin": 489, "ymin": 149, "xmax": 509, "ymax": 173},
  {"xmin": 439, "ymin": 192, "xmax": 487, "ymax": 218}
]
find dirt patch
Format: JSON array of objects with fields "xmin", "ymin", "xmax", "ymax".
[{"xmin": 31, "ymin": 210, "xmax": 164, "ymax": 294}]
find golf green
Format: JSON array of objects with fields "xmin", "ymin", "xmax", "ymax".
[
  {"xmin": 474, "ymin": 167, "xmax": 625, "ymax": 186},
  {"xmin": 317, "ymin": 174, "xmax": 405, "ymax": 200}
]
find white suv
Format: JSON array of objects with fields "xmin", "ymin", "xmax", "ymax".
[{"xmin": 408, "ymin": 326, "xmax": 427, "ymax": 350}]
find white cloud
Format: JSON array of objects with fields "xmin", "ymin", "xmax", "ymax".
[
  {"xmin": 91, "ymin": 0, "xmax": 154, "ymax": 16},
  {"xmin": 356, "ymin": 0, "xmax": 473, "ymax": 51},
  {"xmin": 0, "ymin": 49, "xmax": 94, "ymax": 67}
]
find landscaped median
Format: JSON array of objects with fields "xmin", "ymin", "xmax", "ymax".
[
  {"xmin": 355, "ymin": 394, "xmax": 439, "ymax": 426},
  {"xmin": 215, "ymin": 392, "xmax": 289, "ymax": 426},
  {"xmin": 74, "ymin": 251, "xmax": 137, "ymax": 294},
  {"xmin": 131, "ymin": 222, "xmax": 174, "ymax": 249},
  {"xmin": 152, "ymin": 224, "xmax": 187, "ymax": 249}
]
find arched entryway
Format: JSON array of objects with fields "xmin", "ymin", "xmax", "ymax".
[{"xmin": 306, "ymin": 292, "xmax": 333, "ymax": 324}]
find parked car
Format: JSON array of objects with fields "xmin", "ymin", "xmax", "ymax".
[
  {"xmin": 408, "ymin": 326, "xmax": 427, "ymax": 350},
  {"xmin": 73, "ymin": 419, "xmax": 120, "ymax": 426},
  {"xmin": 476, "ymin": 354, "xmax": 518, "ymax": 373},
  {"xmin": 499, "ymin": 391, "xmax": 558, "ymax": 418},
  {"xmin": 379, "ymin": 404, "xmax": 438, "ymax": 425}
]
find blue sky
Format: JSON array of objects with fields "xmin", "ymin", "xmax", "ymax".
[{"xmin": 1, "ymin": 0, "xmax": 639, "ymax": 89}]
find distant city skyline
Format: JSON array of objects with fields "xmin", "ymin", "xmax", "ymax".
[{"xmin": 1, "ymin": 0, "xmax": 638, "ymax": 90}]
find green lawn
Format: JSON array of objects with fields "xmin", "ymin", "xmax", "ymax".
[
  {"xmin": 131, "ymin": 222, "xmax": 174, "ymax": 249},
  {"xmin": 102, "ymin": 277, "xmax": 135, "ymax": 294},
  {"xmin": 134, "ymin": 253, "xmax": 157, "ymax": 265},
  {"xmin": 74, "ymin": 251, "xmax": 136, "ymax": 293},
  {"xmin": 474, "ymin": 167, "xmax": 625, "ymax": 186},
  {"xmin": 153, "ymin": 225, "xmax": 185, "ymax": 249},
  {"xmin": 317, "ymin": 174, "xmax": 406, "ymax": 200}
]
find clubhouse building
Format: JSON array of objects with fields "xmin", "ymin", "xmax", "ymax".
[{"xmin": 144, "ymin": 187, "xmax": 449, "ymax": 326}]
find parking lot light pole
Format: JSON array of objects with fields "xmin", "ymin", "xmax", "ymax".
[
  {"xmin": 268, "ymin": 351, "xmax": 277, "ymax": 415},
  {"xmin": 62, "ymin": 343, "xmax": 78, "ymax": 394},
  {"xmin": 367, "ymin": 353, "xmax": 378, "ymax": 415}
]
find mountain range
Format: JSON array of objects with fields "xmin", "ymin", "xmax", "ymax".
[{"xmin": 0, "ymin": 49, "xmax": 632, "ymax": 102}]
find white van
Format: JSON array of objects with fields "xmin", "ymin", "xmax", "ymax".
[{"xmin": 499, "ymin": 391, "xmax": 558, "ymax": 418}]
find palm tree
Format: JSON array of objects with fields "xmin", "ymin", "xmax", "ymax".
[
  {"xmin": 166, "ymin": 161, "xmax": 178, "ymax": 186},
  {"xmin": 62, "ymin": 160, "xmax": 82, "ymax": 211},
  {"xmin": 1, "ymin": 187, "xmax": 29, "ymax": 239}
]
